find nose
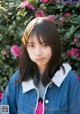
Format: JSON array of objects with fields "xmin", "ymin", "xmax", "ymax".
[{"xmin": 35, "ymin": 47, "xmax": 42, "ymax": 56}]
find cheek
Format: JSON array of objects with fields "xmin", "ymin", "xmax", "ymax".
[
  {"xmin": 27, "ymin": 49, "xmax": 34, "ymax": 59},
  {"xmin": 47, "ymin": 48, "xmax": 52, "ymax": 57},
  {"xmin": 49, "ymin": 52, "xmax": 52, "ymax": 60}
]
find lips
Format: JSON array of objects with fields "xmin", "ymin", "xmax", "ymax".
[{"xmin": 36, "ymin": 57, "xmax": 45, "ymax": 61}]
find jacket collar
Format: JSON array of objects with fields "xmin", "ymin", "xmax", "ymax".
[{"xmin": 22, "ymin": 63, "xmax": 71, "ymax": 93}]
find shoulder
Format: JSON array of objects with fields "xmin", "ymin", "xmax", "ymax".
[
  {"xmin": 67, "ymin": 70, "xmax": 79, "ymax": 81},
  {"xmin": 8, "ymin": 70, "xmax": 19, "ymax": 85},
  {"xmin": 10, "ymin": 70, "xmax": 19, "ymax": 80},
  {"xmin": 67, "ymin": 71, "xmax": 80, "ymax": 112},
  {"xmin": 67, "ymin": 70, "xmax": 80, "ymax": 88}
]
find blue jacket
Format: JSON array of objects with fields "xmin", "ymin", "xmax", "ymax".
[{"xmin": 0, "ymin": 63, "xmax": 80, "ymax": 114}]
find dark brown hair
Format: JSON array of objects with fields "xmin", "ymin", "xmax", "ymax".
[{"xmin": 16, "ymin": 17, "xmax": 63, "ymax": 86}]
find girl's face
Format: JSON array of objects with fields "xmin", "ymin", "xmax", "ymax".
[{"xmin": 27, "ymin": 35, "xmax": 52, "ymax": 74}]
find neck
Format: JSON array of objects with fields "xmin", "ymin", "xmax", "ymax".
[{"xmin": 38, "ymin": 65, "xmax": 46, "ymax": 75}]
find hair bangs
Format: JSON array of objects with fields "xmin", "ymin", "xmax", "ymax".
[{"xmin": 28, "ymin": 23, "xmax": 52, "ymax": 46}]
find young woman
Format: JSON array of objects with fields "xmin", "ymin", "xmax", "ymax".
[{"xmin": 1, "ymin": 17, "xmax": 80, "ymax": 114}]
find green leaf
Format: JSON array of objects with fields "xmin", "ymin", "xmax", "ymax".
[
  {"xmin": 77, "ymin": 68, "xmax": 80, "ymax": 75},
  {"xmin": 27, "ymin": 0, "xmax": 37, "ymax": 7},
  {"xmin": 0, "ymin": 77, "xmax": 3, "ymax": 84}
]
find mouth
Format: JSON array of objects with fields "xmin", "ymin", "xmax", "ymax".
[{"xmin": 36, "ymin": 57, "xmax": 45, "ymax": 61}]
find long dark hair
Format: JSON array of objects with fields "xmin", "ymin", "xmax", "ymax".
[{"xmin": 16, "ymin": 17, "xmax": 63, "ymax": 86}]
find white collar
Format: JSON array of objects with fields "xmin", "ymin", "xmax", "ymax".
[{"xmin": 22, "ymin": 63, "xmax": 71, "ymax": 93}]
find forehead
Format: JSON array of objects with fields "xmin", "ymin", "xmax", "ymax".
[{"xmin": 27, "ymin": 34, "xmax": 44, "ymax": 43}]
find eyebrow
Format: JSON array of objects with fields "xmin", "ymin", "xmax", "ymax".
[
  {"xmin": 27, "ymin": 42, "xmax": 35, "ymax": 44},
  {"xmin": 27, "ymin": 41, "xmax": 45, "ymax": 44}
]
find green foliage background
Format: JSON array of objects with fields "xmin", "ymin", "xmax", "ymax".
[{"xmin": 0, "ymin": 0, "xmax": 80, "ymax": 92}]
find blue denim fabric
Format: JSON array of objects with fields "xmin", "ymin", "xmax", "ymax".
[{"xmin": 0, "ymin": 70, "xmax": 80, "ymax": 114}]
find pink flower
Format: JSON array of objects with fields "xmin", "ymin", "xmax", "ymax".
[
  {"xmin": 0, "ymin": 92, "xmax": 3, "ymax": 100},
  {"xmin": 41, "ymin": 0, "xmax": 49, "ymax": 3},
  {"xmin": 71, "ymin": 48, "xmax": 79, "ymax": 57},
  {"xmin": 77, "ymin": 74, "xmax": 80, "ymax": 80},
  {"xmin": 59, "ymin": 17, "xmax": 64, "ymax": 23},
  {"xmin": 64, "ymin": 12, "xmax": 71, "ymax": 17},
  {"xmin": 35, "ymin": 101, "xmax": 43, "ymax": 114},
  {"xmin": 1, "ymin": 50, "xmax": 7, "ymax": 55},
  {"xmin": 67, "ymin": 48, "xmax": 79, "ymax": 57},
  {"xmin": 26, "ymin": 2, "xmax": 35, "ymax": 11},
  {"xmin": 66, "ymin": 51, "xmax": 72, "ymax": 57},
  {"xmin": 19, "ymin": 1, "xmax": 34, "ymax": 11},
  {"xmin": 47, "ymin": 15, "xmax": 56, "ymax": 22},
  {"xmin": 35, "ymin": 10, "xmax": 44, "ymax": 17},
  {"xmin": 19, "ymin": 1, "xmax": 28, "ymax": 8},
  {"xmin": 74, "ymin": 37, "xmax": 79, "ymax": 43},
  {"xmin": 11, "ymin": 45, "xmax": 22, "ymax": 57}
]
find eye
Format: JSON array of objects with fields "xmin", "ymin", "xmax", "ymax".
[
  {"xmin": 42, "ymin": 43, "xmax": 47, "ymax": 47},
  {"xmin": 27, "ymin": 44, "xmax": 34, "ymax": 48}
]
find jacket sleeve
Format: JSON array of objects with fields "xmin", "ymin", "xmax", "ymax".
[
  {"xmin": 68, "ymin": 71, "xmax": 80, "ymax": 114},
  {"xmin": 0, "ymin": 71, "xmax": 18, "ymax": 114}
]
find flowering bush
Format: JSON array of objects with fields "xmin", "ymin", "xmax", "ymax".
[{"xmin": 0, "ymin": 0, "xmax": 80, "ymax": 99}]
